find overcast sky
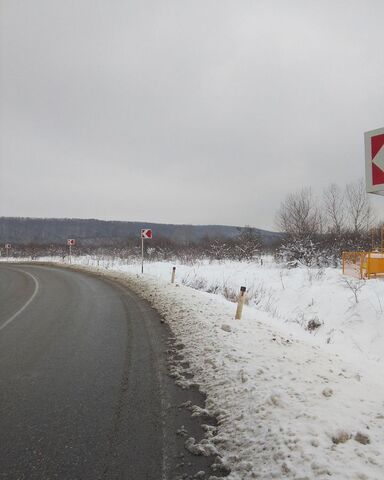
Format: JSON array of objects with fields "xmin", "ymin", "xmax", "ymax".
[{"xmin": 1, "ymin": 1, "xmax": 384, "ymax": 230}]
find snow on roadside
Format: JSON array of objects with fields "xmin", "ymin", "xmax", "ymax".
[{"xmin": 70, "ymin": 262, "xmax": 384, "ymax": 479}]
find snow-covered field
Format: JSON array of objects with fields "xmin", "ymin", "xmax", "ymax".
[
  {"xmin": 56, "ymin": 255, "xmax": 384, "ymax": 365},
  {"xmin": 5, "ymin": 256, "xmax": 384, "ymax": 479}
]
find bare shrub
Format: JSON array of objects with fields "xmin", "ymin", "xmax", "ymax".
[
  {"xmin": 247, "ymin": 282, "xmax": 267, "ymax": 306},
  {"xmin": 191, "ymin": 277, "xmax": 208, "ymax": 290},
  {"xmin": 263, "ymin": 292, "xmax": 279, "ymax": 318},
  {"xmin": 342, "ymin": 277, "xmax": 365, "ymax": 304},
  {"xmin": 182, "ymin": 276, "xmax": 207, "ymax": 291},
  {"xmin": 307, "ymin": 267, "xmax": 325, "ymax": 284},
  {"xmin": 180, "ymin": 269, "xmax": 208, "ymax": 291},
  {"xmin": 206, "ymin": 283, "xmax": 221, "ymax": 294},
  {"xmin": 222, "ymin": 284, "xmax": 239, "ymax": 303}
]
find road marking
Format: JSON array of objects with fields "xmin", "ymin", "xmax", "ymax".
[{"xmin": 0, "ymin": 269, "xmax": 40, "ymax": 332}]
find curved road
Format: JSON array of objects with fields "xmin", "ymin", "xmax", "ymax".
[{"xmin": 0, "ymin": 264, "xmax": 213, "ymax": 480}]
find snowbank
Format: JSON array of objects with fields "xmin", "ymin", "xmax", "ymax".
[{"xmin": 103, "ymin": 266, "xmax": 384, "ymax": 480}]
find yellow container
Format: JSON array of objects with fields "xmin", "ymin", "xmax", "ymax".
[{"xmin": 343, "ymin": 251, "xmax": 384, "ymax": 279}]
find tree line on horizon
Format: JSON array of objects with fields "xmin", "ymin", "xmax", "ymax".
[
  {"xmin": 1, "ymin": 178, "xmax": 376, "ymax": 267},
  {"xmin": 3, "ymin": 227, "xmax": 267, "ymax": 263}
]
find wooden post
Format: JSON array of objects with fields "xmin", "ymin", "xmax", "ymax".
[
  {"xmin": 69, "ymin": 244, "xmax": 72, "ymax": 264},
  {"xmin": 171, "ymin": 266, "xmax": 176, "ymax": 283},
  {"xmin": 141, "ymin": 237, "xmax": 144, "ymax": 274},
  {"xmin": 235, "ymin": 286, "xmax": 246, "ymax": 320}
]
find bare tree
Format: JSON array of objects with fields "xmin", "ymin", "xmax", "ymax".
[
  {"xmin": 345, "ymin": 179, "xmax": 374, "ymax": 234},
  {"xmin": 276, "ymin": 187, "xmax": 322, "ymax": 237},
  {"xmin": 323, "ymin": 184, "xmax": 345, "ymax": 234},
  {"xmin": 232, "ymin": 226, "xmax": 262, "ymax": 261}
]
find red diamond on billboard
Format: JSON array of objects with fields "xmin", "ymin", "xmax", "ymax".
[
  {"xmin": 371, "ymin": 133, "xmax": 384, "ymax": 185},
  {"xmin": 365, "ymin": 127, "xmax": 384, "ymax": 194}
]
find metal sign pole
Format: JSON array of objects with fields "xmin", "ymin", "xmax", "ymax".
[
  {"xmin": 141, "ymin": 237, "xmax": 144, "ymax": 274},
  {"xmin": 66, "ymin": 239, "xmax": 76, "ymax": 264},
  {"xmin": 140, "ymin": 229, "xmax": 152, "ymax": 274}
]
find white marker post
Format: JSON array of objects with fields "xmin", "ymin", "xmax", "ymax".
[
  {"xmin": 140, "ymin": 229, "xmax": 152, "ymax": 273},
  {"xmin": 5, "ymin": 243, "xmax": 11, "ymax": 260},
  {"xmin": 67, "ymin": 239, "xmax": 76, "ymax": 264},
  {"xmin": 171, "ymin": 266, "xmax": 176, "ymax": 283},
  {"xmin": 235, "ymin": 286, "xmax": 247, "ymax": 320}
]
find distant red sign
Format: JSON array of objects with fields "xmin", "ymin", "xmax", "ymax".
[
  {"xmin": 67, "ymin": 239, "xmax": 76, "ymax": 246},
  {"xmin": 141, "ymin": 229, "xmax": 152, "ymax": 239}
]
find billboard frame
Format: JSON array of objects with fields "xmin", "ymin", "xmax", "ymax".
[{"xmin": 365, "ymin": 126, "xmax": 384, "ymax": 195}]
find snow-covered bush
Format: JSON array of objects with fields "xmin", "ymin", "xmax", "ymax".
[{"xmin": 276, "ymin": 237, "xmax": 325, "ymax": 268}]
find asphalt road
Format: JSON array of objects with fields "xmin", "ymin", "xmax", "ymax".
[{"xmin": 0, "ymin": 264, "xmax": 214, "ymax": 480}]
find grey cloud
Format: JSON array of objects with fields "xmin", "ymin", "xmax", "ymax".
[{"xmin": 1, "ymin": 0, "xmax": 384, "ymax": 228}]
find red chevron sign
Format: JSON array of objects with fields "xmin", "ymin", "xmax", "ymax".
[
  {"xmin": 141, "ymin": 229, "xmax": 152, "ymax": 239},
  {"xmin": 365, "ymin": 127, "xmax": 384, "ymax": 194}
]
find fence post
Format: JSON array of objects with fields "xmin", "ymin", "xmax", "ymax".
[
  {"xmin": 171, "ymin": 266, "xmax": 176, "ymax": 283},
  {"xmin": 235, "ymin": 286, "xmax": 246, "ymax": 320}
]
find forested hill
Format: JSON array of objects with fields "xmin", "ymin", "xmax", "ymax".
[{"xmin": 0, "ymin": 217, "xmax": 281, "ymax": 246}]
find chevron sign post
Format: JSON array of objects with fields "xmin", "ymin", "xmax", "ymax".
[
  {"xmin": 67, "ymin": 239, "xmax": 76, "ymax": 263},
  {"xmin": 140, "ymin": 229, "xmax": 152, "ymax": 273},
  {"xmin": 365, "ymin": 127, "xmax": 384, "ymax": 195}
]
